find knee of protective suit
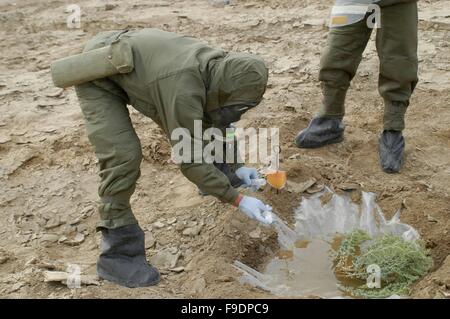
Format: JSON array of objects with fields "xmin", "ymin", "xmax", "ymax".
[
  {"xmin": 380, "ymin": 55, "xmax": 418, "ymax": 84},
  {"xmin": 97, "ymin": 139, "xmax": 143, "ymax": 191},
  {"xmin": 379, "ymin": 56, "xmax": 418, "ymax": 102},
  {"xmin": 319, "ymin": 45, "xmax": 356, "ymax": 87}
]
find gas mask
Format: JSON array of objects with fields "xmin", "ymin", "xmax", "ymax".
[{"xmin": 206, "ymin": 101, "xmax": 260, "ymax": 129}]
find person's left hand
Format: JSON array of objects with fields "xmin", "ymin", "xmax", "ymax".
[{"xmin": 235, "ymin": 167, "xmax": 259, "ymax": 187}]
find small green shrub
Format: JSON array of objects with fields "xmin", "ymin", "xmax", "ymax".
[{"xmin": 334, "ymin": 230, "xmax": 433, "ymax": 298}]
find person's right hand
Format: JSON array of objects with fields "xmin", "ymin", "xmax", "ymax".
[{"xmin": 238, "ymin": 196, "xmax": 273, "ymax": 224}]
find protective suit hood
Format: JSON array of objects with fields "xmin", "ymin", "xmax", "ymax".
[{"xmin": 205, "ymin": 52, "xmax": 268, "ymax": 117}]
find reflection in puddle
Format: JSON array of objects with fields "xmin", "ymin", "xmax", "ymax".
[{"xmin": 265, "ymin": 237, "xmax": 362, "ymax": 298}]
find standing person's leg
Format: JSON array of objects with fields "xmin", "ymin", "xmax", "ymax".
[
  {"xmin": 376, "ymin": 1, "xmax": 418, "ymax": 173},
  {"xmin": 319, "ymin": 18, "xmax": 373, "ymax": 118},
  {"xmin": 295, "ymin": 18, "xmax": 373, "ymax": 148},
  {"xmin": 76, "ymin": 81, "xmax": 160, "ymax": 287}
]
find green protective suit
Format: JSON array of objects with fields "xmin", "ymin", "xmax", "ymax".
[
  {"xmin": 74, "ymin": 29, "xmax": 268, "ymax": 229},
  {"xmin": 319, "ymin": 0, "xmax": 418, "ymax": 131}
]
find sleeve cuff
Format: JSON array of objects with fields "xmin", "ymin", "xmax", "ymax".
[{"xmin": 219, "ymin": 187, "xmax": 240, "ymax": 204}]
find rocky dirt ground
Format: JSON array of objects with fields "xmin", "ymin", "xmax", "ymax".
[{"xmin": 0, "ymin": 0, "xmax": 449, "ymax": 298}]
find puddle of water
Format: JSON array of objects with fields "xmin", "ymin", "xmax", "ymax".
[{"xmin": 264, "ymin": 237, "xmax": 363, "ymax": 298}]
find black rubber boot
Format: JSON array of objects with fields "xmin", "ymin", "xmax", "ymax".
[
  {"xmin": 97, "ymin": 224, "xmax": 160, "ymax": 288},
  {"xmin": 294, "ymin": 117, "xmax": 345, "ymax": 149},
  {"xmin": 378, "ymin": 130, "xmax": 405, "ymax": 174}
]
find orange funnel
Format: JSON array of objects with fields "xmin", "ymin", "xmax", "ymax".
[{"xmin": 266, "ymin": 170, "xmax": 287, "ymax": 190}]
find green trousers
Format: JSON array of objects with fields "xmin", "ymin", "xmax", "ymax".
[
  {"xmin": 318, "ymin": 1, "xmax": 418, "ymax": 131},
  {"xmin": 76, "ymin": 80, "xmax": 140, "ymax": 230}
]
